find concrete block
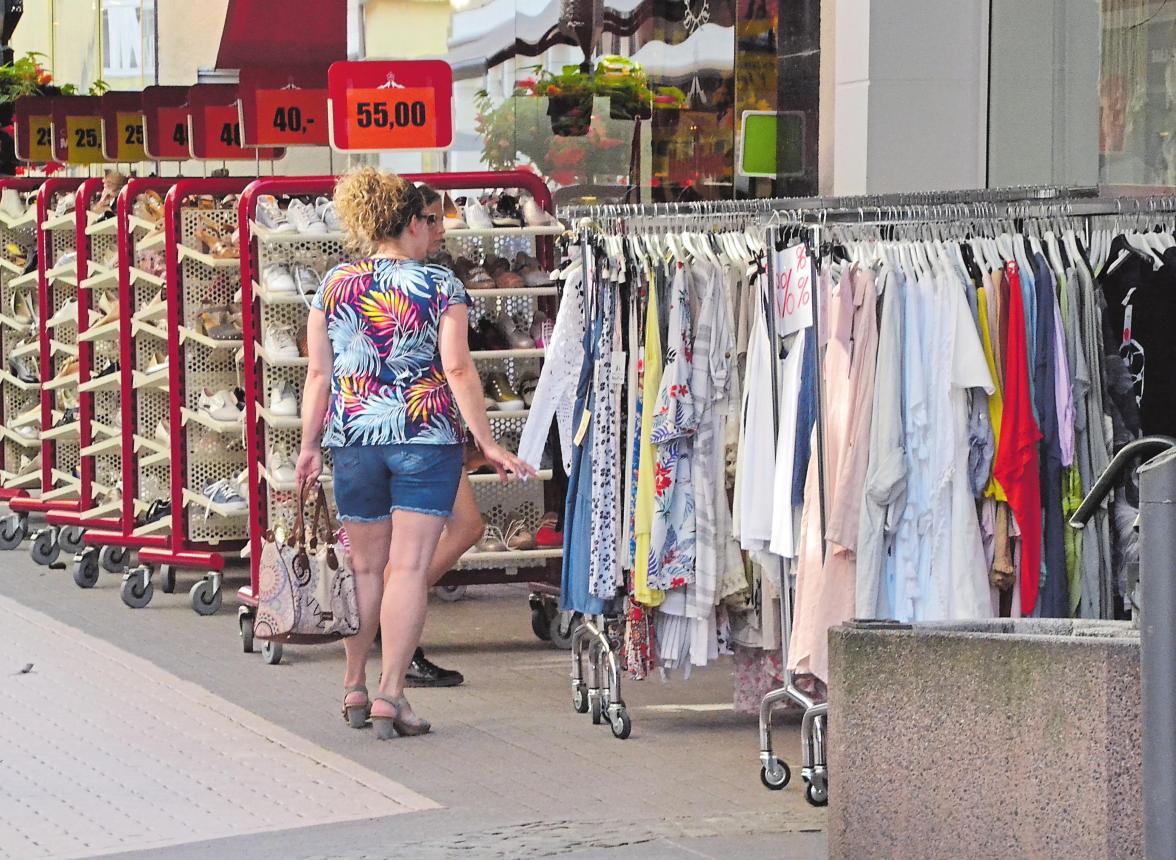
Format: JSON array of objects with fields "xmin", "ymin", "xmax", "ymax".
[{"xmin": 827, "ymin": 621, "xmax": 1141, "ymax": 859}]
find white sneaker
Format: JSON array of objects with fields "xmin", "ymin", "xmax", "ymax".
[
  {"xmin": 198, "ymin": 388, "xmax": 243, "ymax": 422},
  {"xmin": 270, "ymin": 383, "xmax": 298, "ymax": 417},
  {"xmin": 154, "ymin": 419, "xmax": 169, "ymax": 445},
  {"xmin": 1, "ymin": 188, "xmax": 25, "ymax": 219},
  {"xmin": 315, "ymin": 197, "xmax": 343, "ymax": 232},
  {"xmin": 16, "ymin": 425, "xmax": 38, "ymax": 440},
  {"xmin": 286, "ymin": 199, "xmax": 326, "ymax": 234},
  {"xmin": 54, "ymin": 251, "xmax": 77, "ymax": 269},
  {"xmin": 262, "ymin": 264, "xmax": 297, "ymax": 295},
  {"xmin": 264, "ymin": 323, "xmax": 300, "ymax": 360},
  {"xmin": 293, "ymin": 264, "xmax": 320, "ymax": 295},
  {"xmin": 521, "ymin": 194, "xmax": 559, "ymax": 227},
  {"xmin": 269, "ymin": 447, "xmax": 296, "ymax": 483},
  {"xmin": 202, "ymin": 478, "xmax": 248, "ymax": 514},
  {"xmin": 464, "ymin": 198, "xmax": 494, "ymax": 230},
  {"xmin": 47, "ymin": 299, "xmax": 79, "ymax": 328},
  {"xmin": 256, "ymin": 195, "xmax": 297, "ymax": 234},
  {"xmin": 54, "ymin": 193, "xmax": 75, "ymax": 217}
]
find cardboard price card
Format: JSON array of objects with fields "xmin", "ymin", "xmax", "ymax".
[
  {"xmin": 156, "ymin": 106, "xmax": 191, "ymax": 158},
  {"xmin": 327, "ymin": 60, "xmax": 453, "ymax": 151},
  {"xmin": 251, "ymin": 87, "xmax": 329, "ymax": 146},
  {"xmin": 57, "ymin": 115, "xmax": 105, "ymax": 165},
  {"xmin": 344, "ymin": 87, "xmax": 437, "ymax": 149},
  {"xmin": 25, "ymin": 115, "xmax": 53, "ymax": 162}
]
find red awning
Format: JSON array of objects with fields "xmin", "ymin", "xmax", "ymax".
[{"xmin": 215, "ymin": 0, "xmax": 346, "ymax": 69}]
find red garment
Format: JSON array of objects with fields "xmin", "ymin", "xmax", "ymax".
[{"xmin": 992, "ymin": 263, "xmax": 1044, "ymax": 615}]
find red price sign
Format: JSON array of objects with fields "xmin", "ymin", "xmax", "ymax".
[
  {"xmin": 156, "ymin": 106, "xmax": 191, "ymax": 157},
  {"xmin": 344, "ymin": 87, "xmax": 437, "ymax": 150},
  {"xmin": 142, "ymin": 85, "xmax": 190, "ymax": 160},
  {"xmin": 251, "ymin": 88, "xmax": 329, "ymax": 146},
  {"xmin": 193, "ymin": 103, "xmax": 286, "ymax": 159}
]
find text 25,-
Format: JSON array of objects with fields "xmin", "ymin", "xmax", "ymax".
[{"xmin": 354, "ymin": 100, "xmax": 427, "ymax": 130}]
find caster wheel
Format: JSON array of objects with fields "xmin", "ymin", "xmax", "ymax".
[
  {"xmin": 262, "ymin": 640, "xmax": 283, "ymax": 665},
  {"xmin": 72, "ymin": 549, "xmax": 100, "ymax": 589},
  {"xmin": 590, "ymin": 695, "xmax": 603, "ymax": 725},
  {"xmin": 58, "ymin": 525, "xmax": 86, "ymax": 555},
  {"xmin": 548, "ymin": 611, "xmax": 581, "ymax": 650},
  {"xmin": 159, "ymin": 566, "xmax": 176, "ymax": 594},
  {"xmin": 572, "ymin": 684, "xmax": 589, "ymax": 713},
  {"xmin": 0, "ymin": 514, "xmax": 25, "ymax": 550},
  {"xmin": 239, "ymin": 612, "xmax": 255, "ymax": 653},
  {"xmin": 531, "ymin": 606, "xmax": 552, "ymax": 641},
  {"xmin": 610, "ymin": 708, "xmax": 632, "ymax": 740},
  {"xmin": 120, "ymin": 568, "xmax": 153, "ymax": 609},
  {"xmin": 805, "ymin": 779, "xmax": 828, "ymax": 807},
  {"xmin": 30, "ymin": 529, "xmax": 60, "ymax": 566},
  {"xmin": 190, "ymin": 578, "xmax": 222, "ymax": 616},
  {"xmin": 760, "ymin": 758, "xmax": 791, "ymax": 790},
  {"xmin": 435, "ymin": 584, "xmax": 467, "ymax": 602},
  {"xmin": 98, "ymin": 544, "xmax": 128, "ymax": 573}
]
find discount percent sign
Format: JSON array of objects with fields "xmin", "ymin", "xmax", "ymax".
[{"xmin": 773, "ymin": 241, "xmax": 813, "ymax": 338}]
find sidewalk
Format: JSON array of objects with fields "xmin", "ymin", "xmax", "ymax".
[{"xmin": 0, "ymin": 552, "xmax": 825, "ymax": 858}]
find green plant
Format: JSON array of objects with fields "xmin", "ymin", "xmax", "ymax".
[{"xmin": 0, "ymin": 52, "xmax": 108, "ymax": 104}]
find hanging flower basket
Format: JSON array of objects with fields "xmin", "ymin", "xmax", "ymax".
[{"xmin": 547, "ymin": 94, "xmax": 593, "ymax": 137}]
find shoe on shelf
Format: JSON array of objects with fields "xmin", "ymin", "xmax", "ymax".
[
  {"xmin": 530, "ymin": 312, "xmax": 553, "ymax": 348},
  {"xmin": 198, "ymin": 307, "xmax": 243, "ymax": 341},
  {"xmin": 262, "ymin": 263, "xmax": 297, "ymax": 295},
  {"xmin": 460, "ymin": 266, "xmax": 496, "ymax": 291},
  {"xmin": 490, "ymin": 194, "xmax": 522, "ymax": 227},
  {"xmin": 464, "ymin": 198, "xmax": 494, "ymax": 230},
  {"xmin": 15, "ymin": 424, "xmax": 39, "ymax": 440},
  {"xmin": 197, "ymin": 388, "xmax": 244, "ymax": 422},
  {"xmin": 264, "ymin": 323, "xmax": 300, "ymax": 360},
  {"xmin": 53, "ymin": 407, "xmax": 78, "ymax": 429},
  {"xmin": 268, "ymin": 447, "xmax": 296, "ymax": 483},
  {"xmin": 256, "ymin": 194, "xmax": 297, "ymax": 233},
  {"xmin": 293, "ymin": 264, "xmax": 320, "ymax": 295},
  {"xmin": 8, "ymin": 352, "xmax": 38, "ymax": 384},
  {"xmin": 16, "ymin": 452, "xmax": 40, "ymax": 475},
  {"xmin": 517, "ymin": 374, "xmax": 538, "ymax": 408},
  {"xmin": 505, "ymin": 518, "xmax": 536, "ymax": 551},
  {"xmin": 95, "ymin": 359, "xmax": 119, "ymax": 378},
  {"xmin": 154, "ymin": 419, "xmax": 170, "ymax": 445},
  {"xmin": 55, "ymin": 356, "xmax": 80, "ymax": 381},
  {"xmin": 270, "ymin": 383, "xmax": 299, "ymax": 417},
  {"xmin": 315, "ymin": 197, "xmax": 343, "ymax": 232},
  {"xmin": 46, "ymin": 298, "xmax": 79, "ymax": 329},
  {"xmin": 475, "ymin": 317, "xmax": 510, "ymax": 351},
  {"xmin": 515, "ymin": 253, "xmax": 553, "ymax": 287},
  {"xmin": 484, "ymin": 372, "xmax": 525, "ymax": 411},
  {"xmin": 495, "ymin": 312, "xmax": 534, "ymax": 349},
  {"xmin": 146, "ymin": 351, "xmax": 168, "ymax": 374},
  {"xmin": 476, "ymin": 523, "xmax": 507, "ymax": 552},
  {"xmin": 53, "ymin": 193, "xmax": 75, "ymax": 217},
  {"xmin": 442, "ymin": 194, "xmax": 468, "ymax": 230},
  {"xmin": 534, "ymin": 511, "xmax": 563, "ymax": 548},
  {"xmin": 201, "ymin": 478, "xmax": 248, "ymax": 515},
  {"xmin": 493, "ymin": 269, "xmax": 525, "ymax": 290},
  {"xmin": 55, "ymin": 251, "xmax": 77, "ymax": 270},
  {"xmin": 1, "ymin": 188, "xmax": 25, "ymax": 220},
  {"xmin": 287, "ymin": 198, "xmax": 327, "ymax": 234},
  {"xmin": 9, "ymin": 289, "xmax": 34, "ymax": 327},
  {"xmin": 521, "ymin": 192, "xmax": 560, "ymax": 228},
  {"xmin": 405, "ymin": 648, "xmax": 464, "ymax": 688},
  {"xmin": 139, "ymin": 498, "xmax": 171, "ymax": 526},
  {"xmin": 94, "ymin": 294, "xmax": 119, "ymax": 328}
]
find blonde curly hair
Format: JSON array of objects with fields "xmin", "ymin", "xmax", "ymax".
[{"xmin": 332, "ymin": 167, "xmax": 424, "ymax": 255}]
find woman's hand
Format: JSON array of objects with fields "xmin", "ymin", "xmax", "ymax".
[
  {"xmin": 480, "ymin": 441, "xmax": 538, "ymax": 483},
  {"xmin": 295, "ymin": 447, "xmax": 323, "ymax": 490}
]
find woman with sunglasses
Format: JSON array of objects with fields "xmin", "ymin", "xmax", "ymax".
[{"xmin": 295, "ymin": 169, "xmax": 535, "ymax": 739}]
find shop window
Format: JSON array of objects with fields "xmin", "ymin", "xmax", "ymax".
[{"xmin": 102, "ymin": 0, "xmax": 156, "ymax": 78}]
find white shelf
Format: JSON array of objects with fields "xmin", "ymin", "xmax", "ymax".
[
  {"xmin": 85, "ymin": 217, "xmax": 119, "ymax": 237},
  {"xmin": 485, "ymin": 408, "xmax": 531, "ymax": 420},
  {"xmin": 130, "ymin": 267, "xmax": 165, "ymax": 289},
  {"xmin": 4, "ymin": 427, "xmax": 41, "ymax": 449},
  {"xmin": 254, "ymin": 340, "xmax": 306, "ymax": 366},
  {"xmin": 133, "ymin": 515, "xmax": 170, "ymax": 537},
  {"xmin": 133, "ymin": 299, "xmax": 168, "ymax": 324},
  {"xmin": 0, "ymin": 208, "xmax": 37, "ymax": 231},
  {"xmin": 41, "ymin": 213, "xmax": 76, "ymax": 231},
  {"xmin": 78, "ymin": 372, "xmax": 120, "ymax": 393},
  {"xmin": 132, "ymin": 319, "xmax": 169, "ymax": 342},
  {"xmin": 41, "ymin": 420, "xmax": 79, "ymax": 441},
  {"xmin": 139, "ymin": 447, "xmax": 171, "ymax": 469},
  {"xmin": 10, "ymin": 339, "xmax": 38, "ymax": 359},
  {"xmin": 182, "ymin": 487, "xmax": 247, "ymax": 519},
  {"xmin": 450, "ymin": 225, "xmax": 564, "ymax": 238},
  {"xmin": 181, "ymin": 407, "xmax": 243, "ymax": 435},
  {"xmin": 1, "ymin": 469, "xmax": 40, "ymax": 490},
  {"xmin": 471, "ymin": 347, "xmax": 545, "ymax": 360},
  {"xmin": 260, "ymin": 465, "xmax": 330, "ymax": 493},
  {"xmin": 82, "ymin": 500, "xmax": 122, "ymax": 520},
  {"xmin": 50, "ymin": 468, "xmax": 80, "ymax": 487},
  {"xmin": 80, "ymin": 435, "xmax": 121, "ymax": 458},
  {"xmin": 467, "ymin": 285, "xmax": 558, "ymax": 297},
  {"xmin": 256, "ymin": 405, "xmax": 300, "ymax": 430},
  {"xmin": 9, "ymin": 270, "xmax": 37, "ymax": 290},
  {"xmin": 50, "ymin": 340, "xmax": 79, "ymax": 358},
  {"xmin": 458, "ymin": 547, "xmax": 563, "ymax": 565},
  {"xmin": 0, "ymin": 311, "xmax": 33, "ymax": 333},
  {"xmin": 46, "ymin": 262, "xmax": 78, "ymax": 286},
  {"xmin": 43, "ymin": 372, "xmax": 78, "ymax": 391},
  {"xmin": 43, "ymin": 482, "xmax": 80, "ymax": 502},
  {"xmin": 92, "ymin": 420, "xmax": 119, "ymax": 440},
  {"xmin": 78, "ymin": 319, "xmax": 120, "ymax": 342},
  {"xmin": 7, "ymin": 405, "xmax": 41, "ymax": 427},
  {"xmin": 251, "ymin": 222, "xmax": 343, "ymax": 243},
  {"xmin": 251, "ymin": 280, "xmax": 308, "ymax": 305},
  {"xmin": 133, "ymin": 434, "xmax": 167, "ymax": 456},
  {"xmin": 178, "ymin": 325, "xmax": 243, "ymax": 351},
  {"xmin": 132, "ymin": 367, "xmax": 170, "ymax": 390},
  {"xmin": 80, "ymin": 269, "xmax": 117, "ymax": 291},
  {"xmin": 0, "ymin": 369, "xmax": 39, "ymax": 391},
  {"xmin": 136, "ymin": 229, "xmax": 166, "ymax": 251},
  {"xmin": 0, "ymin": 257, "xmax": 25, "ymax": 275},
  {"xmin": 129, "ymin": 215, "xmax": 160, "ymax": 234},
  {"xmin": 468, "ymin": 468, "xmax": 553, "ymax": 484},
  {"xmin": 178, "ymin": 245, "xmax": 241, "ymax": 269}
]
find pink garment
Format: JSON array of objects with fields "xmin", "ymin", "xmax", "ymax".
[
  {"xmin": 790, "ymin": 267, "xmax": 879, "ymax": 682},
  {"xmin": 1051, "ymin": 293, "xmax": 1074, "ymax": 468}
]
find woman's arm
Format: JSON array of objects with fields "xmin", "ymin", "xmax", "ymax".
[
  {"xmin": 439, "ymin": 305, "xmax": 536, "ymax": 481},
  {"xmin": 294, "ymin": 308, "xmax": 332, "ymax": 488}
]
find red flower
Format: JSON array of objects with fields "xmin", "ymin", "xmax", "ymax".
[
  {"xmin": 546, "ymin": 85, "xmax": 559, "ymax": 96},
  {"xmin": 654, "ymin": 461, "xmax": 672, "ymax": 494}
]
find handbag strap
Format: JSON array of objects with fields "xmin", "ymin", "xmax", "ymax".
[
  {"xmin": 310, "ymin": 484, "xmax": 337, "ymax": 546},
  {"xmin": 294, "ymin": 481, "xmax": 313, "ymax": 550}
]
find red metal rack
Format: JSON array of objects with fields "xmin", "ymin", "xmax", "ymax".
[
  {"xmin": 127, "ymin": 178, "xmax": 252, "ymax": 614},
  {"xmin": 0, "ymin": 177, "xmax": 47, "ymax": 522},
  {"xmin": 233, "ymin": 171, "xmax": 564, "ymax": 662},
  {"xmin": 9, "ymin": 178, "xmax": 86, "ymax": 563},
  {"xmin": 74, "ymin": 178, "xmax": 177, "ymax": 589}
]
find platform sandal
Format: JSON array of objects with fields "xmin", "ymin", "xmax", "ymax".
[
  {"xmin": 370, "ymin": 693, "xmax": 431, "ymax": 740},
  {"xmin": 342, "ymin": 684, "xmax": 370, "ymax": 729}
]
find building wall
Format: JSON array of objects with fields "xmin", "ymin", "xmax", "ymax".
[
  {"xmin": 363, "ymin": 0, "xmax": 451, "ymax": 59},
  {"xmin": 157, "ymin": 0, "xmax": 231, "ymax": 85}
]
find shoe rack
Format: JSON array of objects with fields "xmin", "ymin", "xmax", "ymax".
[
  {"xmin": 132, "ymin": 178, "xmax": 251, "ymax": 616},
  {"xmin": 235, "ymin": 171, "xmax": 565, "ymax": 661},
  {"xmin": 71, "ymin": 178, "xmax": 175, "ymax": 592},
  {"xmin": 0, "ymin": 177, "xmax": 46, "ymax": 522},
  {"xmin": 9, "ymin": 178, "xmax": 86, "ymax": 565}
]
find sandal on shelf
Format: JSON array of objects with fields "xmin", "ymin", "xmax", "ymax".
[
  {"xmin": 342, "ymin": 684, "xmax": 370, "ymax": 729},
  {"xmin": 371, "ymin": 693, "xmax": 431, "ymax": 740},
  {"xmin": 505, "ymin": 519, "xmax": 536, "ymax": 551},
  {"xmin": 195, "ymin": 221, "xmax": 222, "ymax": 254}
]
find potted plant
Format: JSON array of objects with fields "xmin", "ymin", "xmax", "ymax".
[{"xmin": 0, "ymin": 53, "xmax": 106, "ymax": 125}]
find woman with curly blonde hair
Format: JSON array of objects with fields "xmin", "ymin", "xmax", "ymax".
[{"xmin": 295, "ymin": 168, "xmax": 534, "ymax": 739}]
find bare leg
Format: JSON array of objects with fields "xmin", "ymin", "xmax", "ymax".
[
  {"xmin": 374, "ymin": 509, "xmax": 446, "ymax": 720},
  {"xmin": 341, "ymin": 518, "xmax": 392, "ymax": 708},
  {"xmin": 426, "ymin": 477, "xmax": 483, "ymax": 586}
]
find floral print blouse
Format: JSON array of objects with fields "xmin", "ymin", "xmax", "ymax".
[{"xmin": 312, "ymin": 258, "xmax": 469, "ymax": 447}]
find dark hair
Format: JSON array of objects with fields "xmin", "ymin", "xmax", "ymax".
[{"xmin": 416, "ymin": 183, "xmax": 442, "ymax": 206}]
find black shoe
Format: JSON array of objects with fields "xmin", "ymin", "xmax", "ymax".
[{"xmin": 405, "ymin": 647, "xmax": 464, "ymax": 687}]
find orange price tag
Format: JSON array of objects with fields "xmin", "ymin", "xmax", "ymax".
[
  {"xmin": 63, "ymin": 116, "xmax": 105, "ymax": 164},
  {"xmin": 27, "ymin": 115, "xmax": 53, "ymax": 161},
  {"xmin": 344, "ymin": 87, "xmax": 437, "ymax": 150},
  {"xmin": 115, "ymin": 111, "xmax": 147, "ymax": 161},
  {"xmin": 253, "ymin": 88, "xmax": 328, "ymax": 146}
]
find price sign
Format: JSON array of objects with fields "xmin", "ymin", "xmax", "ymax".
[
  {"xmin": 14, "ymin": 96, "xmax": 54, "ymax": 162},
  {"xmin": 156, "ymin": 106, "xmax": 191, "ymax": 158},
  {"xmin": 250, "ymin": 87, "xmax": 329, "ymax": 146},
  {"xmin": 99, "ymin": 92, "xmax": 147, "ymax": 162},
  {"xmin": 192, "ymin": 102, "xmax": 284, "ymax": 160},
  {"xmin": 142, "ymin": 85, "xmax": 190, "ymax": 160},
  {"xmin": 328, "ymin": 60, "xmax": 453, "ymax": 151},
  {"xmin": 772, "ymin": 241, "xmax": 813, "ymax": 338},
  {"xmin": 115, "ymin": 111, "xmax": 147, "ymax": 161},
  {"xmin": 51, "ymin": 97, "xmax": 105, "ymax": 164},
  {"xmin": 25, "ymin": 115, "xmax": 53, "ymax": 162}
]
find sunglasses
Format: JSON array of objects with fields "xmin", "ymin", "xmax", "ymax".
[{"xmin": 423, "ymin": 213, "xmax": 438, "ymax": 225}]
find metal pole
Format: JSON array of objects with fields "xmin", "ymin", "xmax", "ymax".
[{"xmin": 1137, "ymin": 447, "xmax": 1176, "ymax": 860}]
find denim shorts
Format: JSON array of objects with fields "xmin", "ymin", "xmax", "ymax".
[{"xmin": 329, "ymin": 443, "xmax": 464, "ymax": 522}]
